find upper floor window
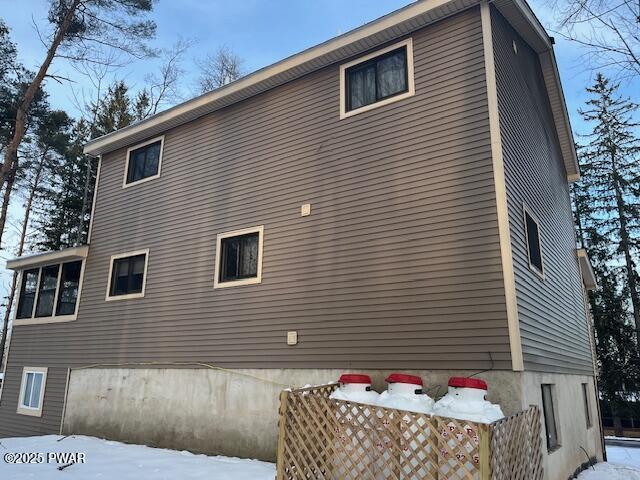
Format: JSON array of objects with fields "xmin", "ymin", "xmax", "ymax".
[
  {"xmin": 124, "ymin": 136, "xmax": 164, "ymax": 187},
  {"xmin": 524, "ymin": 206, "xmax": 544, "ymax": 277},
  {"xmin": 340, "ymin": 39, "xmax": 415, "ymax": 119},
  {"xmin": 214, "ymin": 226, "xmax": 264, "ymax": 288},
  {"xmin": 106, "ymin": 250, "xmax": 149, "ymax": 300},
  {"xmin": 16, "ymin": 260, "xmax": 84, "ymax": 321}
]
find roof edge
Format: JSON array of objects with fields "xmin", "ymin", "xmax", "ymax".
[{"xmin": 6, "ymin": 245, "xmax": 89, "ymax": 271}]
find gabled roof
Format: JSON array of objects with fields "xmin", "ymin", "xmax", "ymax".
[{"xmin": 83, "ymin": 0, "xmax": 579, "ymax": 179}]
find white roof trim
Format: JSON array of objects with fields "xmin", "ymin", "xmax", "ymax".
[
  {"xmin": 5, "ymin": 245, "xmax": 89, "ymax": 271},
  {"xmin": 577, "ymin": 249, "xmax": 597, "ymax": 291},
  {"xmin": 83, "ymin": 0, "xmax": 578, "ymax": 180}
]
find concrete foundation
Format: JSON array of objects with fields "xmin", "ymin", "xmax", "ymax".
[
  {"xmin": 519, "ymin": 372, "xmax": 603, "ymax": 480},
  {"xmin": 62, "ymin": 367, "xmax": 602, "ymax": 478}
]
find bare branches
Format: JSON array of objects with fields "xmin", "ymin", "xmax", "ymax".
[
  {"xmin": 195, "ymin": 45, "xmax": 244, "ymax": 94},
  {"xmin": 139, "ymin": 37, "xmax": 193, "ymax": 118},
  {"xmin": 550, "ymin": 0, "xmax": 640, "ymax": 82}
]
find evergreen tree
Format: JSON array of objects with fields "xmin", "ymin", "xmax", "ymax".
[{"xmin": 579, "ymin": 74, "xmax": 640, "ymax": 341}]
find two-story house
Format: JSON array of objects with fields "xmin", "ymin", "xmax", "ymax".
[{"xmin": 0, "ymin": 0, "xmax": 602, "ymax": 478}]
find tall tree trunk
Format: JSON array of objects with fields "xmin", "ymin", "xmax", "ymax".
[
  {"xmin": 0, "ymin": 170, "xmax": 16, "ymax": 243},
  {"xmin": 611, "ymin": 154, "xmax": 640, "ymax": 344},
  {"xmin": 0, "ymin": 0, "xmax": 81, "ymax": 248},
  {"xmin": 0, "ymin": 149, "xmax": 48, "ymax": 372}
]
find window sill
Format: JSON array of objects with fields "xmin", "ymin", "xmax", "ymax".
[
  {"xmin": 547, "ymin": 445, "xmax": 561, "ymax": 455},
  {"xmin": 105, "ymin": 292, "xmax": 145, "ymax": 301},
  {"xmin": 214, "ymin": 277, "xmax": 261, "ymax": 289},
  {"xmin": 528, "ymin": 263, "xmax": 545, "ymax": 280},
  {"xmin": 14, "ymin": 315, "xmax": 77, "ymax": 326},
  {"xmin": 122, "ymin": 173, "xmax": 161, "ymax": 189},
  {"xmin": 340, "ymin": 90, "xmax": 415, "ymax": 120},
  {"xmin": 16, "ymin": 406, "xmax": 43, "ymax": 417}
]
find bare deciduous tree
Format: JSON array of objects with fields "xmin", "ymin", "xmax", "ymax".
[
  {"xmin": 138, "ymin": 38, "xmax": 193, "ymax": 118},
  {"xmin": 551, "ymin": 0, "xmax": 640, "ymax": 81},
  {"xmin": 196, "ymin": 46, "xmax": 243, "ymax": 94}
]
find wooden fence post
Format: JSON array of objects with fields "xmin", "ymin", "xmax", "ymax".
[
  {"xmin": 276, "ymin": 390, "xmax": 289, "ymax": 480},
  {"xmin": 479, "ymin": 423, "xmax": 491, "ymax": 480}
]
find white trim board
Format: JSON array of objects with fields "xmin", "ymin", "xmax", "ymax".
[{"xmin": 480, "ymin": 1, "xmax": 524, "ymax": 372}]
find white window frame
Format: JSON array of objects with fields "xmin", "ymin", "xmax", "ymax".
[
  {"xmin": 339, "ymin": 38, "xmax": 415, "ymax": 120},
  {"xmin": 13, "ymin": 260, "xmax": 87, "ymax": 326},
  {"xmin": 523, "ymin": 204, "xmax": 545, "ymax": 279},
  {"xmin": 122, "ymin": 136, "xmax": 165, "ymax": 188},
  {"xmin": 16, "ymin": 366, "xmax": 48, "ymax": 417},
  {"xmin": 105, "ymin": 249, "xmax": 150, "ymax": 301},
  {"xmin": 214, "ymin": 226, "xmax": 264, "ymax": 289}
]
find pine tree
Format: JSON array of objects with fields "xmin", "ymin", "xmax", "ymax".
[{"xmin": 579, "ymin": 74, "xmax": 640, "ymax": 341}]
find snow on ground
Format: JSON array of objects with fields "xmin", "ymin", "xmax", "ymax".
[
  {"xmin": 0, "ymin": 435, "xmax": 275, "ymax": 480},
  {"xmin": 577, "ymin": 445, "xmax": 640, "ymax": 479}
]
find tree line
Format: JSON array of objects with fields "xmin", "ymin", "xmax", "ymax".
[{"xmin": 0, "ymin": 0, "xmax": 243, "ymax": 369}]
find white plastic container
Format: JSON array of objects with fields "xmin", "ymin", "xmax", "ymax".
[
  {"xmin": 432, "ymin": 377, "xmax": 504, "ymax": 423},
  {"xmin": 376, "ymin": 373, "xmax": 434, "ymax": 414},
  {"xmin": 330, "ymin": 374, "xmax": 380, "ymax": 405}
]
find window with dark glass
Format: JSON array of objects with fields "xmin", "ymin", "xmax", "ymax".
[
  {"xmin": 126, "ymin": 140, "xmax": 161, "ymax": 184},
  {"xmin": 582, "ymin": 383, "xmax": 592, "ymax": 428},
  {"xmin": 541, "ymin": 384, "xmax": 560, "ymax": 451},
  {"xmin": 110, "ymin": 254, "xmax": 146, "ymax": 296},
  {"xmin": 55, "ymin": 261, "xmax": 82, "ymax": 315},
  {"xmin": 35, "ymin": 265, "xmax": 59, "ymax": 317},
  {"xmin": 346, "ymin": 46, "xmax": 408, "ymax": 112},
  {"xmin": 16, "ymin": 269, "xmax": 39, "ymax": 319},
  {"xmin": 16, "ymin": 261, "xmax": 84, "ymax": 319},
  {"xmin": 525, "ymin": 209, "xmax": 543, "ymax": 274},
  {"xmin": 219, "ymin": 233, "xmax": 259, "ymax": 283}
]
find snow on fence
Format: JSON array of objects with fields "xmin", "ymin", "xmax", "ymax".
[{"xmin": 276, "ymin": 383, "xmax": 543, "ymax": 480}]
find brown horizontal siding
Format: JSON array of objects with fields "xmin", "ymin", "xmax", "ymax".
[
  {"xmin": 0, "ymin": 7, "xmax": 511, "ymax": 437},
  {"xmin": 491, "ymin": 7, "xmax": 592, "ymax": 374}
]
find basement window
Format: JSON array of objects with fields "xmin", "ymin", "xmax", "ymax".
[
  {"xmin": 16, "ymin": 260, "xmax": 84, "ymax": 322},
  {"xmin": 524, "ymin": 205, "xmax": 544, "ymax": 276},
  {"xmin": 582, "ymin": 383, "xmax": 592, "ymax": 428},
  {"xmin": 106, "ymin": 250, "xmax": 149, "ymax": 300},
  {"xmin": 340, "ymin": 39, "xmax": 415, "ymax": 119},
  {"xmin": 215, "ymin": 226, "xmax": 264, "ymax": 288},
  {"xmin": 124, "ymin": 136, "xmax": 164, "ymax": 187},
  {"xmin": 541, "ymin": 384, "xmax": 560, "ymax": 452},
  {"xmin": 17, "ymin": 367, "xmax": 47, "ymax": 417}
]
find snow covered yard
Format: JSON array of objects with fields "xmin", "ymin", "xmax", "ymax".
[
  {"xmin": 577, "ymin": 445, "xmax": 640, "ymax": 479},
  {"xmin": 0, "ymin": 435, "xmax": 275, "ymax": 479}
]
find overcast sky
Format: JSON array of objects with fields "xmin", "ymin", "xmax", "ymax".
[{"xmin": 0, "ymin": 0, "xmax": 637, "ymax": 304}]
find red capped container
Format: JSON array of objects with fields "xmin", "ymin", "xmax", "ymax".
[{"xmin": 330, "ymin": 373, "xmax": 379, "ymax": 404}]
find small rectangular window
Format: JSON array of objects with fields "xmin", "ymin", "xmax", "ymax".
[
  {"xmin": 346, "ymin": 47, "xmax": 408, "ymax": 112},
  {"xmin": 582, "ymin": 383, "xmax": 592, "ymax": 428},
  {"xmin": 56, "ymin": 260, "xmax": 83, "ymax": 316},
  {"xmin": 106, "ymin": 250, "xmax": 149, "ymax": 300},
  {"xmin": 125, "ymin": 137, "xmax": 163, "ymax": 186},
  {"xmin": 524, "ymin": 207, "xmax": 544, "ymax": 275},
  {"xmin": 34, "ymin": 265, "xmax": 59, "ymax": 317},
  {"xmin": 340, "ymin": 39, "xmax": 415, "ymax": 119},
  {"xmin": 215, "ymin": 226, "xmax": 264, "ymax": 288},
  {"xmin": 17, "ymin": 367, "xmax": 47, "ymax": 417},
  {"xmin": 541, "ymin": 384, "xmax": 560, "ymax": 451},
  {"xmin": 16, "ymin": 268, "xmax": 39, "ymax": 319}
]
